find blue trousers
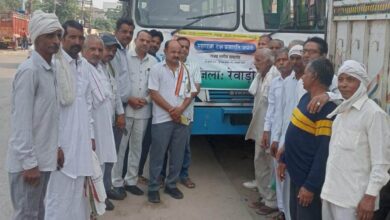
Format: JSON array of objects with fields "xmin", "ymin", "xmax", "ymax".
[{"xmin": 179, "ymin": 122, "xmax": 193, "ymax": 180}]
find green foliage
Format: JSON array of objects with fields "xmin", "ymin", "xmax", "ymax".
[
  {"xmin": 105, "ymin": 6, "xmax": 122, "ymax": 31},
  {"xmin": 0, "ymin": 0, "xmax": 22, "ymax": 13},
  {"xmin": 92, "ymin": 18, "xmax": 112, "ymax": 31},
  {"xmin": 32, "ymin": 0, "xmax": 81, "ymax": 23}
]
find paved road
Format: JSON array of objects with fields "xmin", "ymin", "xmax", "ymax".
[{"xmin": 0, "ymin": 51, "xmax": 267, "ymax": 220}]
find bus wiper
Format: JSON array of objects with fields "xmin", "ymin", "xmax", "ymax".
[{"xmin": 171, "ymin": 11, "xmax": 236, "ymax": 35}]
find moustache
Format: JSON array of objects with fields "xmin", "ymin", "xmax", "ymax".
[{"xmin": 70, "ymin": 45, "xmax": 82, "ymax": 51}]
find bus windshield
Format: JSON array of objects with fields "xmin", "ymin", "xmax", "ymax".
[
  {"xmin": 135, "ymin": 0, "xmax": 238, "ymax": 30},
  {"xmin": 244, "ymin": 0, "xmax": 326, "ymax": 32}
]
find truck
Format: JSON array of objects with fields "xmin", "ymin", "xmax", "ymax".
[
  {"xmin": 122, "ymin": 0, "xmax": 325, "ymax": 135},
  {"xmin": 0, "ymin": 12, "xmax": 29, "ymax": 50},
  {"xmin": 327, "ymin": 0, "xmax": 390, "ymax": 114}
]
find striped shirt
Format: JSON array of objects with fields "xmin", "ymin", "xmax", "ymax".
[{"xmin": 281, "ymin": 92, "xmax": 337, "ymax": 194}]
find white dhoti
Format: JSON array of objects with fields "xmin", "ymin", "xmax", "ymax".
[
  {"xmin": 322, "ymin": 200, "xmax": 357, "ymax": 220},
  {"xmin": 44, "ymin": 171, "xmax": 90, "ymax": 220}
]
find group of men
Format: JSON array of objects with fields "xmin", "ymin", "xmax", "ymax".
[
  {"xmin": 244, "ymin": 35, "xmax": 390, "ymax": 220},
  {"xmin": 7, "ymin": 11, "xmax": 200, "ymax": 220}
]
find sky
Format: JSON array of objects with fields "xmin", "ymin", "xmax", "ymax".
[{"xmin": 93, "ymin": 0, "xmax": 118, "ymax": 9}]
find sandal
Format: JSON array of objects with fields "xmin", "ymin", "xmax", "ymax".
[
  {"xmin": 273, "ymin": 211, "xmax": 285, "ymax": 220},
  {"xmin": 181, "ymin": 178, "xmax": 196, "ymax": 188}
]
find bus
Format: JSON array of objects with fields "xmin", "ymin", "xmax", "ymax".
[{"xmin": 121, "ymin": 0, "xmax": 326, "ymax": 135}]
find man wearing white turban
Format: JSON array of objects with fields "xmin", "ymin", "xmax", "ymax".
[
  {"xmin": 7, "ymin": 10, "xmax": 63, "ymax": 220},
  {"xmin": 321, "ymin": 60, "xmax": 390, "ymax": 220}
]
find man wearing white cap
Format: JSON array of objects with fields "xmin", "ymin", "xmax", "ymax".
[
  {"xmin": 321, "ymin": 60, "xmax": 390, "ymax": 220},
  {"xmin": 7, "ymin": 10, "xmax": 63, "ymax": 220}
]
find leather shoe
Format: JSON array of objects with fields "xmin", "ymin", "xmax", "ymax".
[
  {"xmin": 148, "ymin": 191, "xmax": 160, "ymax": 203},
  {"xmin": 105, "ymin": 199, "xmax": 114, "ymax": 211},
  {"xmin": 113, "ymin": 187, "xmax": 127, "ymax": 198},
  {"xmin": 106, "ymin": 188, "xmax": 126, "ymax": 200},
  {"xmin": 164, "ymin": 187, "xmax": 183, "ymax": 199},
  {"xmin": 125, "ymin": 185, "xmax": 144, "ymax": 196}
]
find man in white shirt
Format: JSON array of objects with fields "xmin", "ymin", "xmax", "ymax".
[
  {"xmin": 100, "ymin": 34, "xmax": 126, "ymax": 203},
  {"xmin": 112, "ymin": 30, "xmax": 157, "ymax": 196},
  {"xmin": 259, "ymin": 48, "xmax": 292, "ymax": 218},
  {"xmin": 7, "ymin": 10, "xmax": 63, "ymax": 220},
  {"xmin": 177, "ymin": 36, "xmax": 201, "ymax": 189},
  {"xmin": 147, "ymin": 40, "xmax": 196, "ymax": 203},
  {"xmin": 45, "ymin": 20, "xmax": 94, "ymax": 220},
  {"xmin": 110, "ymin": 19, "xmax": 135, "ymax": 197},
  {"xmin": 82, "ymin": 35, "xmax": 121, "ymax": 211},
  {"xmin": 321, "ymin": 60, "xmax": 390, "ymax": 220},
  {"xmin": 245, "ymin": 48, "xmax": 280, "ymax": 214}
]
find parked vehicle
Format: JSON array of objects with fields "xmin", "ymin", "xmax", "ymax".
[{"xmin": 0, "ymin": 12, "xmax": 29, "ymax": 50}]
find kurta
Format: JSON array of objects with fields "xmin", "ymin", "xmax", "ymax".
[
  {"xmin": 245, "ymin": 65, "xmax": 280, "ymax": 142},
  {"xmin": 321, "ymin": 95, "xmax": 390, "ymax": 209},
  {"xmin": 57, "ymin": 51, "xmax": 94, "ymax": 179},
  {"xmin": 88, "ymin": 62, "xmax": 117, "ymax": 164}
]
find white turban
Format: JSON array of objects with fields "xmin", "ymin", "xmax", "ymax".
[
  {"xmin": 29, "ymin": 10, "xmax": 63, "ymax": 44},
  {"xmin": 328, "ymin": 60, "xmax": 369, "ymax": 118},
  {"xmin": 289, "ymin": 45, "xmax": 303, "ymax": 58},
  {"xmin": 337, "ymin": 60, "xmax": 369, "ymax": 86}
]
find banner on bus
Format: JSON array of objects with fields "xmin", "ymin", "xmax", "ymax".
[{"xmin": 176, "ymin": 30, "xmax": 259, "ymax": 90}]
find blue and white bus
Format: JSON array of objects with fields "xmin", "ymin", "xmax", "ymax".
[{"xmin": 121, "ymin": 0, "xmax": 326, "ymax": 135}]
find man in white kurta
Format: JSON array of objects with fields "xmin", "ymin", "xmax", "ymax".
[
  {"xmin": 82, "ymin": 35, "xmax": 119, "ymax": 210},
  {"xmin": 111, "ymin": 30, "xmax": 157, "ymax": 195},
  {"xmin": 45, "ymin": 21, "xmax": 94, "ymax": 220},
  {"xmin": 7, "ymin": 10, "xmax": 63, "ymax": 220},
  {"xmin": 245, "ymin": 48, "xmax": 279, "ymax": 213},
  {"xmin": 321, "ymin": 60, "xmax": 390, "ymax": 220},
  {"xmin": 260, "ymin": 48, "xmax": 292, "ymax": 217}
]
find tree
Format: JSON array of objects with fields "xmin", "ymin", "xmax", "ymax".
[
  {"xmin": 105, "ymin": 5, "xmax": 122, "ymax": 30},
  {"xmin": 33, "ymin": 0, "xmax": 81, "ymax": 23},
  {"xmin": 0, "ymin": 0, "xmax": 22, "ymax": 13},
  {"xmin": 93, "ymin": 18, "xmax": 112, "ymax": 31}
]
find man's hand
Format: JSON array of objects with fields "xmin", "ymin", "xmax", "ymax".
[
  {"xmin": 128, "ymin": 97, "xmax": 145, "ymax": 109},
  {"xmin": 307, "ymin": 93, "xmax": 329, "ymax": 114},
  {"xmin": 357, "ymin": 194, "xmax": 376, "ymax": 220},
  {"xmin": 169, "ymin": 106, "xmax": 184, "ymax": 122},
  {"xmin": 260, "ymin": 131, "xmax": 270, "ymax": 149},
  {"xmin": 277, "ymin": 162, "xmax": 286, "ymax": 181},
  {"xmin": 116, "ymin": 114, "xmax": 125, "ymax": 129},
  {"xmin": 22, "ymin": 166, "xmax": 40, "ymax": 186},
  {"xmin": 91, "ymin": 139, "xmax": 96, "ymax": 151},
  {"xmin": 298, "ymin": 187, "xmax": 314, "ymax": 207},
  {"xmin": 57, "ymin": 147, "xmax": 64, "ymax": 170},
  {"xmin": 276, "ymin": 146, "xmax": 285, "ymax": 161},
  {"xmin": 270, "ymin": 141, "xmax": 279, "ymax": 157}
]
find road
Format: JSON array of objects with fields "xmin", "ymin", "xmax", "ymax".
[{"xmin": 0, "ymin": 51, "xmax": 268, "ymax": 220}]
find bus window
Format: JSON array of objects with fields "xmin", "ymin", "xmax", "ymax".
[
  {"xmin": 243, "ymin": 0, "xmax": 326, "ymax": 32},
  {"xmin": 135, "ymin": 0, "xmax": 239, "ymax": 30}
]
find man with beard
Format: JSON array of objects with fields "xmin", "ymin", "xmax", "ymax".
[
  {"xmin": 45, "ymin": 20, "xmax": 94, "ymax": 220},
  {"xmin": 147, "ymin": 40, "xmax": 196, "ymax": 203},
  {"xmin": 7, "ymin": 10, "xmax": 63, "ymax": 220},
  {"xmin": 148, "ymin": 29, "xmax": 164, "ymax": 62},
  {"xmin": 112, "ymin": 30, "xmax": 157, "ymax": 196},
  {"xmin": 259, "ymin": 48, "xmax": 293, "ymax": 218},
  {"xmin": 99, "ymin": 34, "xmax": 126, "ymax": 203}
]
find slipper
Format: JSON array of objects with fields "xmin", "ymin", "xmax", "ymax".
[{"xmin": 181, "ymin": 178, "xmax": 196, "ymax": 188}]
